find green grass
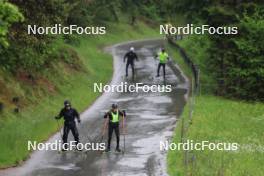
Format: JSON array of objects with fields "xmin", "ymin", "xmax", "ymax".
[
  {"xmin": 166, "ymin": 36, "xmax": 264, "ymax": 176},
  {"xmin": 0, "ymin": 21, "xmax": 159, "ymax": 168},
  {"xmin": 167, "ymin": 96, "xmax": 264, "ymax": 176},
  {"xmin": 166, "ymin": 42, "xmax": 192, "ymax": 77},
  {"xmin": 167, "ymin": 34, "xmax": 217, "ymax": 93}
]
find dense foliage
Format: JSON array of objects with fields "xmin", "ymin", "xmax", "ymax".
[
  {"xmin": 0, "ymin": 0, "xmax": 168, "ymax": 72},
  {"xmin": 230, "ymin": 9, "xmax": 264, "ymax": 100},
  {"xmin": 0, "ymin": 0, "xmax": 70, "ymax": 71},
  {"xmin": 174, "ymin": 0, "xmax": 264, "ymax": 101},
  {"xmin": 0, "ymin": 1, "xmax": 23, "ymax": 49},
  {"xmin": 0, "ymin": 0, "xmax": 263, "ymax": 100}
]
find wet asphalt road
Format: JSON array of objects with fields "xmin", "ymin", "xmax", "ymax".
[{"xmin": 0, "ymin": 39, "xmax": 188, "ymax": 176}]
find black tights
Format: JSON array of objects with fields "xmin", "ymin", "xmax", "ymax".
[
  {"xmin": 126, "ymin": 62, "xmax": 135, "ymax": 77},
  {"xmin": 63, "ymin": 123, "xmax": 79, "ymax": 145},
  {"xmin": 157, "ymin": 63, "xmax": 166, "ymax": 77},
  {"xmin": 107, "ymin": 123, "xmax": 120, "ymax": 150}
]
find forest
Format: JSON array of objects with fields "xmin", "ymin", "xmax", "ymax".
[{"xmin": 1, "ymin": 0, "xmax": 263, "ymax": 102}]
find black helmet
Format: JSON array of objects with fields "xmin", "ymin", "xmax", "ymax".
[
  {"xmin": 64, "ymin": 100, "xmax": 71, "ymax": 107},
  {"xmin": 161, "ymin": 48, "xmax": 165, "ymax": 52},
  {"xmin": 112, "ymin": 103, "xmax": 118, "ymax": 109}
]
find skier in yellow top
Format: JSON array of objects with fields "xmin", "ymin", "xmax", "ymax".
[
  {"xmin": 156, "ymin": 48, "xmax": 170, "ymax": 79},
  {"xmin": 103, "ymin": 104, "xmax": 125, "ymax": 153}
]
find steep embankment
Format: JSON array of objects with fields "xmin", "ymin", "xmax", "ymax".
[{"xmin": 0, "ymin": 22, "xmax": 158, "ymax": 168}]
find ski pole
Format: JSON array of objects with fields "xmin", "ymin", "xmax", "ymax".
[
  {"xmin": 153, "ymin": 50, "xmax": 158, "ymax": 66},
  {"xmin": 122, "ymin": 111, "xmax": 126, "ymax": 154},
  {"xmin": 154, "ymin": 56, "xmax": 158, "ymax": 67},
  {"xmin": 98, "ymin": 131, "xmax": 104, "ymax": 144},
  {"xmin": 98, "ymin": 119, "xmax": 108, "ymax": 152},
  {"xmin": 56, "ymin": 119, "xmax": 63, "ymax": 140},
  {"xmin": 123, "ymin": 131, "xmax": 125, "ymax": 154},
  {"xmin": 99, "ymin": 121, "xmax": 106, "ymax": 143}
]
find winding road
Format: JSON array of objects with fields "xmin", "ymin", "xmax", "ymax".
[{"xmin": 0, "ymin": 39, "xmax": 188, "ymax": 176}]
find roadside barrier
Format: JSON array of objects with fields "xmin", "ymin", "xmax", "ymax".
[
  {"xmin": 166, "ymin": 34, "xmax": 228, "ymax": 175},
  {"xmin": 166, "ymin": 34, "xmax": 200, "ymax": 173},
  {"xmin": 167, "ymin": 35, "xmax": 200, "ymax": 91}
]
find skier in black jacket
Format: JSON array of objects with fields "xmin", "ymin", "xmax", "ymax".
[
  {"xmin": 55, "ymin": 100, "xmax": 81, "ymax": 148},
  {"xmin": 123, "ymin": 47, "xmax": 138, "ymax": 79}
]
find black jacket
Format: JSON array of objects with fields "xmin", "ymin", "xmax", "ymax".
[
  {"xmin": 57, "ymin": 108, "xmax": 80, "ymax": 124},
  {"xmin": 123, "ymin": 51, "xmax": 138, "ymax": 63}
]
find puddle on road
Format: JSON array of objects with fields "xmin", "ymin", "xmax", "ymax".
[
  {"xmin": 132, "ymin": 131, "xmax": 173, "ymax": 155},
  {"xmin": 115, "ymin": 96, "xmax": 139, "ymax": 102},
  {"xmin": 117, "ymin": 156, "xmax": 149, "ymax": 169},
  {"xmin": 138, "ymin": 114, "xmax": 171, "ymax": 120},
  {"xmin": 108, "ymin": 170, "xmax": 148, "ymax": 176},
  {"xmin": 116, "ymin": 128, "xmax": 174, "ymax": 172},
  {"xmin": 144, "ymin": 96, "xmax": 172, "ymax": 104},
  {"xmin": 45, "ymin": 163, "xmax": 80, "ymax": 171}
]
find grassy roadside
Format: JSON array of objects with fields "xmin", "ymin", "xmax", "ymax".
[
  {"xmin": 0, "ymin": 21, "xmax": 159, "ymax": 168},
  {"xmin": 166, "ymin": 40, "xmax": 264, "ymax": 175}
]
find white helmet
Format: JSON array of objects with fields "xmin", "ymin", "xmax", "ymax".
[{"xmin": 130, "ymin": 47, "xmax": 134, "ymax": 52}]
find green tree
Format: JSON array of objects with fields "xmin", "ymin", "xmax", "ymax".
[
  {"xmin": 230, "ymin": 8, "xmax": 264, "ymax": 100},
  {"xmin": 205, "ymin": 5, "xmax": 264, "ymax": 101},
  {"xmin": 0, "ymin": 0, "xmax": 70, "ymax": 71},
  {"xmin": 0, "ymin": 0, "xmax": 24, "ymax": 48}
]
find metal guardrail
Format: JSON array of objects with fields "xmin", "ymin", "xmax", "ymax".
[
  {"xmin": 166, "ymin": 34, "xmax": 201, "ymax": 173},
  {"xmin": 166, "ymin": 35, "xmax": 227, "ymax": 175}
]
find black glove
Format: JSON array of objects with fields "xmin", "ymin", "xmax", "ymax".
[
  {"xmin": 54, "ymin": 116, "xmax": 60, "ymax": 120},
  {"xmin": 78, "ymin": 119, "xmax": 81, "ymax": 123}
]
